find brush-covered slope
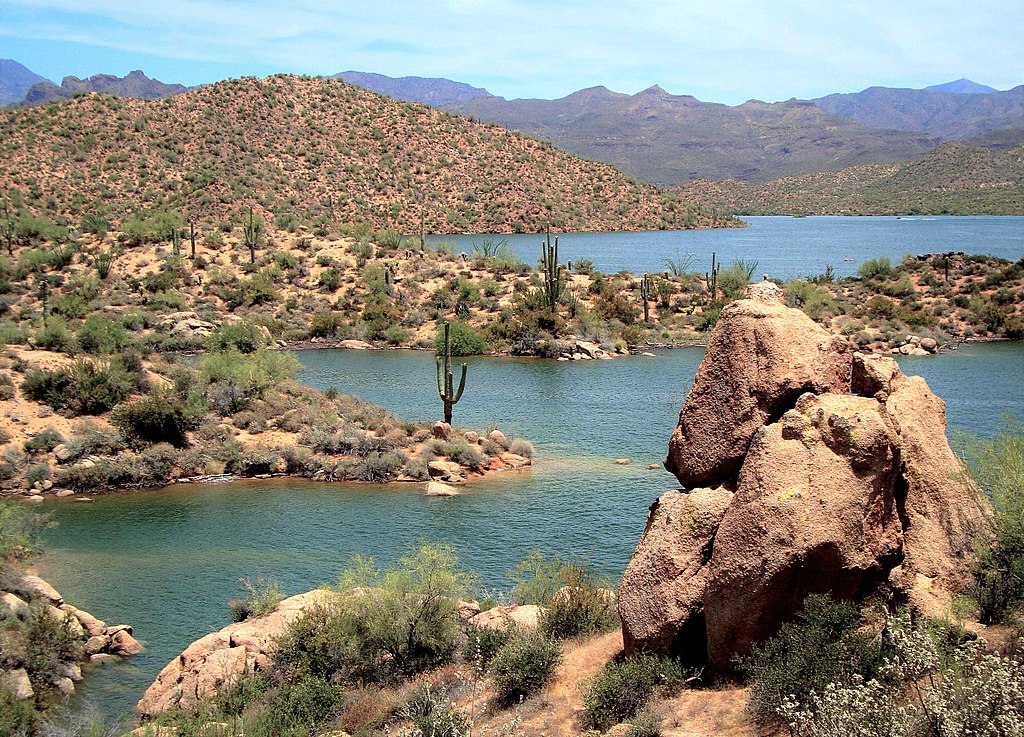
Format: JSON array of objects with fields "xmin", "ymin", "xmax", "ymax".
[
  {"xmin": 454, "ymin": 85, "xmax": 939, "ymax": 186},
  {"xmin": 676, "ymin": 142, "xmax": 1024, "ymax": 215},
  {"xmin": 0, "ymin": 74, "xmax": 736, "ymax": 233}
]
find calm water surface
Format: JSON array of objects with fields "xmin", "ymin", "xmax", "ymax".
[
  {"xmin": 428, "ymin": 216, "xmax": 1024, "ymax": 280},
  {"xmin": 35, "ymin": 341, "xmax": 1024, "ymax": 718}
]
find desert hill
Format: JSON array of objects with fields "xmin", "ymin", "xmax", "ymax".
[
  {"xmin": 0, "ymin": 74, "xmax": 736, "ymax": 234},
  {"xmin": 675, "ymin": 141, "xmax": 1024, "ymax": 215}
]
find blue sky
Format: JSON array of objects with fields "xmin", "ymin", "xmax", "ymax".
[{"xmin": 1, "ymin": 0, "xmax": 1021, "ymax": 104}]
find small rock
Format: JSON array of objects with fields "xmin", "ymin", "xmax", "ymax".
[
  {"xmin": 425, "ymin": 481, "xmax": 461, "ymax": 497},
  {"xmin": 106, "ymin": 624, "xmax": 134, "ymax": 636},
  {"xmin": 463, "ymin": 431, "xmax": 479, "ymax": 444},
  {"xmin": 53, "ymin": 444, "xmax": 74, "ymax": 462},
  {"xmin": 1, "ymin": 592, "xmax": 30, "ymax": 619},
  {"xmin": 432, "ymin": 421, "xmax": 451, "ymax": 439},
  {"xmin": 488, "ymin": 430, "xmax": 507, "ymax": 448},
  {"xmin": 89, "ymin": 654, "xmax": 120, "ymax": 665},
  {"xmin": 54, "ymin": 488, "xmax": 75, "ymax": 497},
  {"xmin": 58, "ymin": 662, "xmax": 83, "ymax": 682},
  {"xmin": 53, "ymin": 676, "xmax": 75, "ymax": 695},
  {"xmin": 85, "ymin": 634, "xmax": 110, "ymax": 656},
  {"xmin": 909, "ymin": 347, "xmax": 930, "ymax": 357},
  {"xmin": 497, "ymin": 452, "xmax": 530, "ymax": 469},
  {"xmin": 614, "ymin": 458, "xmax": 631, "ymax": 465},
  {"xmin": 0, "ymin": 668, "xmax": 34, "ymax": 700},
  {"xmin": 109, "ymin": 629, "xmax": 144, "ymax": 656},
  {"xmin": 641, "ymin": 352, "xmax": 656, "ymax": 357},
  {"xmin": 647, "ymin": 464, "xmax": 660, "ymax": 470},
  {"xmin": 427, "ymin": 460, "xmax": 466, "ymax": 483},
  {"xmin": 17, "ymin": 574, "xmax": 63, "ymax": 605},
  {"xmin": 919, "ymin": 337, "xmax": 938, "ymax": 352},
  {"xmin": 339, "ymin": 339, "xmax": 374, "ymax": 350},
  {"xmin": 41, "ymin": 479, "xmax": 53, "ymax": 490}
]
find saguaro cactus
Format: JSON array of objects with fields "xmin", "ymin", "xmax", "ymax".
[
  {"xmin": 243, "ymin": 206, "xmax": 263, "ymax": 265},
  {"xmin": 640, "ymin": 273, "xmax": 654, "ymax": 323},
  {"xmin": 436, "ymin": 322, "xmax": 467, "ymax": 425},
  {"xmin": 706, "ymin": 252, "xmax": 720, "ymax": 303},
  {"xmin": 539, "ymin": 231, "xmax": 564, "ymax": 313}
]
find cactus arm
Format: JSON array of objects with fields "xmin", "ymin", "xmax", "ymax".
[
  {"xmin": 452, "ymin": 364, "xmax": 467, "ymax": 403},
  {"xmin": 436, "ymin": 356, "xmax": 446, "ymax": 399}
]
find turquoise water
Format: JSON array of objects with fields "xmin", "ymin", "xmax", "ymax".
[
  {"xmin": 34, "ymin": 341, "xmax": 1024, "ymax": 719},
  {"xmin": 428, "ymin": 215, "xmax": 1024, "ymax": 280}
]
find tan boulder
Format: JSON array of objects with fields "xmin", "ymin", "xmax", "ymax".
[
  {"xmin": 427, "ymin": 460, "xmax": 466, "ymax": 483},
  {"xmin": 1, "ymin": 592, "xmax": 30, "ymax": 619},
  {"xmin": 425, "ymin": 481, "xmax": 460, "ymax": 496},
  {"xmin": 665, "ymin": 291, "xmax": 851, "ymax": 488},
  {"xmin": 17, "ymin": 574, "xmax": 63, "ymax": 605},
  {"xmin": 0, "ymin": 668, "xmax": 33, "ymax": 700},
  {"xmin": 339, "ymin": 339, "xmax": 374, "ymax": 350},
  {"xmin": 109, "ymin": 629, "xmax": 144, "ymax": 656},
  {"xmin": 704, "ymin": 393, "xmax": 904, "ymax": 669},
  {"xmin": 137, "ymin": 589, "xmax": 334, "ymax": 716},
  {"xmin": 618, "ymin": 487, "xmax": 733, "ymax": 656},
  {"xmin": 469, "ymin": 604, "xmax": 546, "ymax": 632}
]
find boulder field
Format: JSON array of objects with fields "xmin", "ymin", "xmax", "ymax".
[{"xmin": 618, "ymin": 281, "xmax": 989, "ymax": 671}]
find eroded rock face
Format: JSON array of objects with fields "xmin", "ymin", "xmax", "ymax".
[
  {"xmin": 137, "ymin": 590, "xmax": 333, "ymax": 717},
  {"xmin": 618, "ymin": 486, "xmax": 733, "ymax": 659},
  {"xmin": 665, "ymin": 289, "xmax": 852, "ymax": 488},
  {"xmin": 621, "ymin": 286, "xmax": 989, "ymax": 670}
]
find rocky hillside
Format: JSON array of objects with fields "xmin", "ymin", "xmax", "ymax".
[
  {"xmin": 453, "ymin": 86, "xmax": 939, "ymax": 185},
  {"xmin": 676, "ymin": 141, "xmax": 1024, "ymax": 215},
  {"xmin": 0, "ymin": 74, "xmax": 737, "ymax": 234},
  {"xmin": 20, "ymin": 70, "xmax": 189, "ymax": 107}
]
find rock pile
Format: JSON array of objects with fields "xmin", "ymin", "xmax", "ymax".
[
  {"xmin": 1, "ymin": 573, "xmax": 141, "ymax": 701},
  {"xmin": 618, "ymin": 282, "xmax": 988, "ymax": 671}
]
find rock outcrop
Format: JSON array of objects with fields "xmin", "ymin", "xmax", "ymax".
[
  {"xmin": 620, "ymin": 284, "xmax": 989, "ymax": 671},
  {"xmin": 0, "ymin": 573, "xmax": 140, "ymax": 702},
  {"xmin": 137, "ymin": 590, "xmax": 333, "ymax": 717}
]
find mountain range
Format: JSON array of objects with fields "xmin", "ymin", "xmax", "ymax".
[{"xmin": 2, "ymin": 59, "xmax": 1022, "ymax": 212}]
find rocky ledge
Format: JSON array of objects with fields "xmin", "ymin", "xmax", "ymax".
[
  {"xmin": 618, "ymin": 281, "xmax": 989, "ymax": 671},
  {"xmin": 1, "ymin": 573, "xmax": 141, "ymax": 701}
]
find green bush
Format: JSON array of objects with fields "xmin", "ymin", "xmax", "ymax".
[
  {"xmin": 509, "ymin": 550, "xmax": 615, "ymax": 639},
  {"xmin": 490, "ymin": 631, "xmax": 562, "ymax": 705},
  {"xmin": 858, "ymin": 256, "xmax": 894, "ymax": 280},
  {"xmin": 463, "ymin": 625, "xmax": 514, "ymax": 671},
  {"xmin": 199, "ymin": 349, "xmax": 298, "ymax": 406},
  {"xmin": 228, "ymin": 578, "xmax": 285, "ymax": 622},
  {"xmin": 582, "ymin": 655, "xmax": 687, "ymax": 731},
  {"xmin": 23, "ymin": 428, "xmax": 63, "ymax": 454},
  {"xmin": 111, "ymin": 388, "xmax": 197, "ymax": 448},
  {"xmin": 0, "ymin": 690, "xmax": 37, "ymax": 737},
  {"xmin": 76, "ymin": 315, "xmax": 132, "ymax": 355},
  {"xmin": 309, "ymin": 310, "xmax": 345, "ymax": 338},
  {"xmin": 0, "ymin": 501, "xmax": 44, "ymax": 565},
  {"xmin": 435, "ymin": 321, "xmax": 488, "ymax": 356},
  {"xmin": 206, "ymin": 320, "xmax": 270, "ymax": 354},
  {"xmin": 958, "ymin": 423, "xmax": 1024, "ymax": 623},
  {"xmin": 401, "ymin": 684, "xmax": 470, "ymax": 737},
  {"xmin": 254, "ymin": 676, "xmax": 343, "ymax": 737},
  {"xmin": 21, "ymin": 359, "xmax": 134, "ymax": 416},
  {"xmin": 23, "ymin": 604, "xmax": 84, "ymax": 690},
  {"xmin": 740, "ymin": 594, "xmax": 886, "ymax": 721},
  {"xmin": 275, "ymin": 543, "xmax": 472, "ymax": 685}
]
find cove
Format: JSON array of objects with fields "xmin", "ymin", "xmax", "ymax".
[{"xmin": 35, "ymin": 341, "xmax": 1024, "ymax": 719}]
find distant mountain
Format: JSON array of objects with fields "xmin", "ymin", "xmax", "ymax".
[
  {"xmin": 0, "ymin": 75, "xmax": 738, "ymax": 233},
  {"xmin": 0, "ymin": 59, "xmax": 50, "ymax": 107},
  {"xmin": 675, "ymin": 142, "xmax": 1024, "ymax": 216},
  {"xmin": 812, "ymin": 84, "xmax": 1024, "ymax": 140},
  {"xmin": 925, "ymin": 78, "xmax": 997, "ymax": 94},
  {"xmin": 332, "ymin": 71, "xmax": 495, "ymax": 107},
  {"xmin": 451, "ymin": 85, "xmax": 938, "ymax": 185},
  {"xmin": 22, "ymin": 70, "xmax": 188, "ymax": 105}
]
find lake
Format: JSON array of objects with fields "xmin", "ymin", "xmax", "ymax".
[
  {"xmin": 427, "ymin": 216, "xmax": 1024, "ymax": 279},
  {"xmin": 30, "ymin": 215, "xmax": 1024, "ymax": 721}
]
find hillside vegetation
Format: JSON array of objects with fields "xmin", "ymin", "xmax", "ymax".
[
  {"xmin": 676, "ymin": 142, "xmax": 1024, "ymax": 215},
  {"xmin": 0, "ymin": 74, "xmax": 737, "ymax": 235}
]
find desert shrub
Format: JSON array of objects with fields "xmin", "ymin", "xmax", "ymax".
[
  {"xmin": 120, "ymin": 209, "xmax": 183, "ymax": 246},
  {"xmin": 444, "ymin": 440, "xmax": 486, "ymax": 470},
  {"xmin": 0, "ymin": 501, "xmax": 44, "ymax": 565},
  {"xmin": 275, "ymin": 543, "xmax": 472, "ymax": 685},
  {"xmin": 23, "ymin": 604, "xmax": 84, "ymax": 690},
  {"xmin": 508, "ymin": 438, "xmax": 534, "ymax": 458},
  {"xmin": 111, "ymin": 388, "xmax": 197, "ymax": 448},
  {"xmin": 463, "ymin": 625, "xmax": 515, "ymax": 671},
  {"xmin": 582, "ymin": 655, "xmax": 688, "ymax": 731},
  {"xmin": 0, "ymin": 374, "xmax": 14, "ymax": 402},
  {"xmin": 740, "ymin": 594, "xmax": 886, "ymax": 721},
  {"xmin": 20, "ymin": 359, "xmax": 134, "ymax": 416},
  {"xmin": 228, "ymin": 578, "xmax": 285, "ymax": 622},
  {"xmin": 76, "ymin": 315, "xmax": 132, "ymax": 355},
  {"xmin": 0, "ymin": 689, "xmax": 37, "ymax": 737},
  {"xmin": 490, "ymin": 631, "xmax": 562, "ymax": 705},
  {"xmin": 401, "ymin": 684, "xmax": 469, "ymax": 737},
  {"xmin": 785, "ymin": 280, "xmax": 838, "ymax": 322},
  {"xmin": 351, "ymin": 451, "xmax": 405, "ymax": 482},
  {"xmin": 541, "ymin": 574, "xmax": 619, "ymax": 639},
  {"xmin": 206, "ymin": 320, "xmax": 270, "ymax": 354},
  {"xmin": 318, "ymin": 267, "xmax": 341, "ymax": 291},
  {"xmin": 32, "ymin": 317, "xmax": 73, "ymax": 352},
  {"xmin": 255, "ymin": 675, "xmax": 343, "ymax": 736},
  {"xmin": 595, "ymin": 291, "xmax": 640, "ymax": 324},
  {"xmin": 23, "ymin": 428, "xmax": 63, "ymax": 454},
  {"xmin": 624, "ymin": 712, "xmax": 661, "ymax": 737},
  {"xmin": 858, "ymin": 256, "xmax": 894, "ymax": 280},
  {"xmin": 309, "ymin": 310, "xmax": 345, "ymax": 338},
  {"xmin": 199, "ymin": 349, "xmax": 298, "ymax": 405},
  {"xmin": 694, "ymin": 306, "xmax": 721, "ymax": 331},
  {"xmin": 717, "ymin": 262, "xmax": 753, "ymax": 301},
  {"xmin": 958, "ymin": 423, "xmax": 1024, "ymax": 623}
]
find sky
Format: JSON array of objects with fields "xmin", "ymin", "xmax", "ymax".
[{"xmin": 1, "ymin": 0, "xmax": 1021, "ymax": 104}]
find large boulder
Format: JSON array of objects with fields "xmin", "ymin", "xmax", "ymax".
[
  {"xmin": 665, "ymin": 284, "xmax": 851, "ymax": 488},
  {"xmin": 137, "ymin": 590, "xmax": 333, "ymax": 717},
  {"xmin": 621, "ymin": 287, "xmax": 989, "ymax": 671},
  {"xmin": 618, "ymin": 486, "xmax": 733, "ymax": 659}
]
